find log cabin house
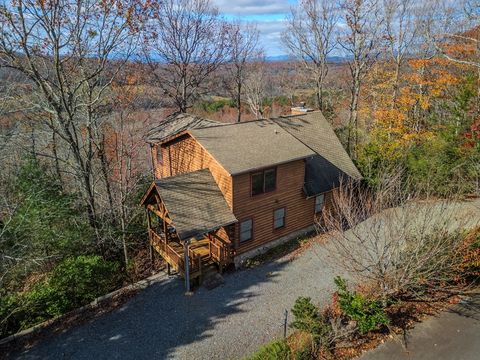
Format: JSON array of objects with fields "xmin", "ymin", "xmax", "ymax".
[{"xmin": 140, "ymin": 111, "xmax": 361, "ymax": 289}]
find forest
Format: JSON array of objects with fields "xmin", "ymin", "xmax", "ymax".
[{"xmin": 0, "ymin": 0, "xmax": 479, "ymax": 340}]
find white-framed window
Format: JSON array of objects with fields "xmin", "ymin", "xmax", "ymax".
[
  {"xmin": 240, "ymin": 219, "xmax": 253, "ymax": 242},
  {"xmin": 315, "ymin": 194, "xmax": 325, "ymax": 214},
  {"xmin": 273, "ymin": 207, "xmax": 286, "ymax": 229}
]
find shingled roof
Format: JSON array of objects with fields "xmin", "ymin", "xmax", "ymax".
[
  {"xmin": 147, "ymin": 112, "xmax": 220, "ymax": 144},
  {"xmin": 272, "ymin": 112, "xmax": 362, "ymax": 180},
  {"xmin": 189, "ymin": 120, "xmax": 315, "ymax": 175},
  {"xmin": 146, "ymin": 169, "xmax": 237, "ymax": 240}
]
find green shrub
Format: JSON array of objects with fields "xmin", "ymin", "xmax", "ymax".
[
  {"xmin": 290, "ymin": 297, "xmax": 332, "ymax": 348},
  {"xmin": 0, "ymin": 255, "xmax": 122, "ymax": 338},
  {"xmin": 199, "ymin": 98, "xmax": 235, "ymax": 113},
  {"xmin": 247, "ymin": 339, "xmax": 291, "ymax": 360},
  {"xmin": 26, "ymin": 255, "xmax": 121, "ymax": 316},
  {"xmin": 334, "ymin": 277, "xmax": 389, "ymax": 334}
]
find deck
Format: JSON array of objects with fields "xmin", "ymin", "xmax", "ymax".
[{"xmin": 149, "ymin": 229, "xmax": 216, "ymax": 282}]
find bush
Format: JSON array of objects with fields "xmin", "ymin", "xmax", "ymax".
[
  {"xmin": 0, "ymin": 255, "xmax": 122, "ymax": 338},
  {"xmin": 334, "ymin": 277, "xmax": 389, "ymax": 334},
  {"xmin": 1, "ymin": 160, "xmax": 93, "ymax": 290},
  {"xmin": 287, "ymin": 331, "xmax": 315, "ymax": 360},
  {"xmin": 247, "ymin": 339, "xmax": 291, "ymax": 360},
  {"xmin": 27, "ymin": 255, "xmax": 121, "ymax": 316},
  {"xmin": 458, "ymin": 228, "xmax": 480, "ymax": 281}
]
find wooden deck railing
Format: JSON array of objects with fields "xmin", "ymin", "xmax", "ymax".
[
  {"xmin": 208, "ymin": 234, "xmax": 230, "ymax": 272},
  {"xmin": 149, "ymin": 229, "xmax": 202, "ymax": 278}
]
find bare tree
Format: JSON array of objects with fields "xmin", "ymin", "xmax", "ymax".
[
  {"xmin": 244, "ymin": 58, "xmax": 268, "ymax": 119},
  {"xmin": 319, "ymin": 173, "xmax": 479, "ymax": 300},
  {"xmin": 283, "ymin": 0, "xmax": 339, "ymax": 111},
  {"xmin": 144, "ymin": 0, "xmax": 231, "ymax": 113},
  {"xmin": 383, "ymin": 0, "xmax": 419, "ymax": 106},
  {"xmin": 0, "ymin": 0, "xmax": 144, "ymax": 239},
  {"xmin": 226, "ymin": 21, "xmax": 260, "ymax": 122},
  {"xmin": 339, "ymin": 0, "xmax": 384, "ymax": 156}
]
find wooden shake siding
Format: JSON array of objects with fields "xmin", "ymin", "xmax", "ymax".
[
  {"xmin": 232, "ymin": 159, "xmax": 316, "ymax": 254},
  {"xmin": 154, "ymin": 135, "xmax": 233, "ymax": 208}
]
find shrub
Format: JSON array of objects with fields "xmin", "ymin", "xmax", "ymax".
[
  {"xmin": 247, "ymin": 339, "xmax": 291, "ymax": 360},
  {"xmin": 334, "ymin": 277, "xmax": 389, "ymax": 334},
  {"xmin": 457, "ymin": 227, "xmax": 480, "ymax": 281},
  {"xmin": 26, "ymin": 255, "xmax": 122, "ymax": 316},
  {"xmin": 287, "ymin": 331, "xmax": 315, "ymax": 360},
  {"xmin": 290, "ymin": 297, "xmax": 333, "ymax": 349},
  {"xmin": 0, "ymin": 255, "xmax": 122, "ymax": 338}
]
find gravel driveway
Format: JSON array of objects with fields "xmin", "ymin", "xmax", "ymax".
[
  {"xmin": 10, "ymin": 238, "xmax": 342, "ymax": 360},
  {"xmin": 9, "ymin": 199, "xmax": 480, "ymax": 360}
]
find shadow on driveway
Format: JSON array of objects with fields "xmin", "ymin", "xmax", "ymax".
[{"xmin": 8, "ymin": 256, "xmax": 309, "ymax": 360}]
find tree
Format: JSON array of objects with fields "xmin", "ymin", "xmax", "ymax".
[
  {"xmin": 0, "ymin": 0, "xmax": 145, "ymax": 238},
  {"xmin": 339, "ymin": 0, "xmax": 384, "ymax": 157},
  {"xmin": 244, "ymin": 57, "xmax": 268, "ymax": 119},
  {"xmin": 283, "ymin": 0, "xmax": 339, "ymax": 111},
  {"xmin": 101, "ymin": 71, "xmax": 149, "ymax": 267},
  {"xmin": 423, "ymin": 0, "xmax": 480, "ymax": 100},
  {"xmin": 144, "ymin": 0, "xmax": 231, "ymax": 113},
  {"xmin": 382, "ymin": 0, "xmax": 419, "ymax": 106},
  {"xmin": 226, "ymin": 21, "xmax": 260, "ymax": 122},
  {"xmin": 319, "ymin": 173, "xmax": 476, "ymax": 300}
]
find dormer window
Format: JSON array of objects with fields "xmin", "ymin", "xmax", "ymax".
[{"xmin": 251, "ymin": 168, "xmax": 276, "ymax": 196}]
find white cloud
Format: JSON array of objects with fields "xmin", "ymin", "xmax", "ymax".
[
  {"xmin": 212, "ymin": 0, "xmax": 291, "ymax": 16},
  {"xmin": 256, "ymin": 19, "xmax": 288, "ymax": 57}
]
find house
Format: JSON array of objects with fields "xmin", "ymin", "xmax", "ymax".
[{"xmin": 140, "ymin": 111, "xmax": 361, "ymax": 288}]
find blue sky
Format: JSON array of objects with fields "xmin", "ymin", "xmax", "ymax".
[{"xmin": 212, "ymin": 0, "xmax": 297, "ymax": 56}]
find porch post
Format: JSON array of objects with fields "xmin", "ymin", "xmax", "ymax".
[
  {"xmin": 184, "ymin": 239, "xmax": 191, "ymax": 293},
  {"xmin": 146, "ymin": 209, "xmax": 153, "ymax": 267}
]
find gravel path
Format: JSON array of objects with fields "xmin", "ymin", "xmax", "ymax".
[
  {"xmin": 10, "ymin": 239, "xmax": 342, "ymax": 360},
  {"xmin": 9, "ymin": 199, "xmax": 480, "ymax": 360}
]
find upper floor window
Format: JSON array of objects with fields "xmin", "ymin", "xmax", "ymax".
[
  {"xmin": 251, "ymin": 168, "xmax": 276, "ymax": 196},
  {"xmin": 315, "ymin": 194, "xmax": 325, "ymax": 214},
  {"xmin": 274, "ymin": 207, "xmax": 286, "ymax": 229}
]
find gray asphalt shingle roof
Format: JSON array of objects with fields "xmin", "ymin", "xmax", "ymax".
[
  {"xmin": 153, "ymin": 169, "xmax": 237, "ymax": 240},
  {"xmin": 272, "ymin": 112, "xmax": 362, "ymax": 180},
  {"xmin": 303, "ymin": 155, "xmax": 345, "ymax": 197},
  {"xmin": 147, "ymin": 113, "xmax": 220, "ymax": 143},
  {"xmin": 189, "ymin": 120, "xmax": 315, "ymax": 175}
]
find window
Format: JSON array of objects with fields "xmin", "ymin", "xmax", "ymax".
[
  {"xmin": 274, "ymin": 207, "xmax": 285, "ymax": 229},
  {"xmin": 315, "ymin": 194, "xmax": 325, "ymax": 214},
  {"xmin": 251, "ymin": 168, "xmax": 277, "ymax": 196},
  {"xmin": 251, "ymin": 173, "xmax": 264, "ymax": 196},
  {"xmin": 240, "ymin": 219, "xmax": 253, "ymax": 242}
]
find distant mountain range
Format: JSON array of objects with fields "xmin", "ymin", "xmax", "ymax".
[{"xmin": 265, "ymin": 55, "xmax": 350, "ymax": 63}]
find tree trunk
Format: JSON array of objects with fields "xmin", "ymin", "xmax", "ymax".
[
  {"xmin": 347, "ymin": 71, "xmax": 361, "ymax": 158},
  {"xmin": 99, "ymin": 134, "xmax": 116, "ymax": 224},
  {"xmin": 236, "ymin": 82, "xmax": 242, "ymax": 123}
]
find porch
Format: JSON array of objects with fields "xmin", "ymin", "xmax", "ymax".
[
  {"xmin": 140, "ymin": 169, "xmax": 238, "ymax": 290},
  {"xmin": 148, "ymin": 228, "xmax": 231, "ymax": 283}
]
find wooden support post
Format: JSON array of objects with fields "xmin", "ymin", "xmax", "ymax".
[
  {"xmin": 163, "ymin": 218, "xmax": 168, "ymax": 244},
  {"xmin": 184, "ymin": 240, "xmax": 191, "ymax": 294},
  {"xmin": 167, "ymin": 263, "xmax": 171, "ymax": 276},
  {"xmin": 146, "ymin": 209, "xmax": 153, "ymax": 269}
]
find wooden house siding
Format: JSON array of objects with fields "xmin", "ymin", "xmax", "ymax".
[
  {"xmin": 232, "ymin": 159, "xmax": 324, "ymax": 254},
  {"xmin": 153, "ymin": 135, "xmax": 233, "ymax": 209},
  {"xmin": 152, "ymin": 134, "xmax": 336, "ymax": 258}
]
